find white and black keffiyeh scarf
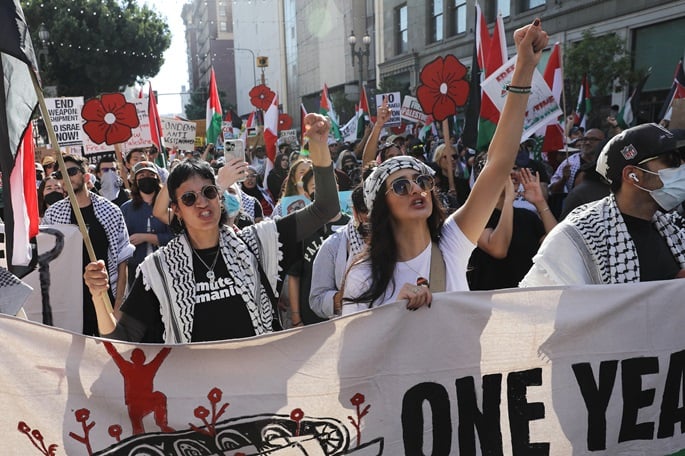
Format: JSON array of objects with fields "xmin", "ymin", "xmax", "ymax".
[
  {"xmin": 363, "ymin": 156, "xmax": 435, "ymax": 214},
  {"xmin": 343, "ymin": 220, "xmax": 366, "ymax": 260},
  {"xmin": 567, "ymin": 194, "xmax": 685, "ymax": 283},
  {"xmin": 42, "ymin": 192, "xmax": 134, "ymax": 297},
  {"xmin": 138, "ymin": 221, "xmax": 281, "ymax": 344}
]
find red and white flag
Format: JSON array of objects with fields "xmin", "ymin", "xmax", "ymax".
[
  {"xmin": 300, "ymin": 103, "xmax": 308, "ymax": 144},
  {"xmin": 539, "ymin": 43, "xmax": 565, "ymax": 152},
  {"xmin": 148, "ymin": 82, "xmax": 164, "ymax": 154},
  {"xmin": 262, "ymin": 93, "xmax": 279, "ymax": 188}
]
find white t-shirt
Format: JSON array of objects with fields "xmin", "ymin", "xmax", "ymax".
[{"xmin": 342, "ymin": 220, "xmax": 475, "ymax": 315}]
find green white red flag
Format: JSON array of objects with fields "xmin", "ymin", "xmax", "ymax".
[{"xmin": 205, "ymin": 68, "xmax": 223, "ymax": 146}]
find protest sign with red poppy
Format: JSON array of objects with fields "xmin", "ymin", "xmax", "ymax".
[
  {"xmin": 249, "ymin": 84, "xmax": 275, "ymax": 111},
  {"xmin": 416, "ymin": 55, "xmax": 469, "ymax": 122},
  {"xmin": 81, "ymin": 93, "xmax": 140, "ymax": 145},
  {"xmin": 278, "ymin": 113, "xmax": 293, "ymax": 130}
]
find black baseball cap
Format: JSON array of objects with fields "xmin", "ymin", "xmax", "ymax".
[{"xmin": 596, "ymin": 123, "xmax": 677, "ymax": 184}]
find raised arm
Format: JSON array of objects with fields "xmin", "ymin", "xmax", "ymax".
[
  {"xmin": 362, "ymin": 97, "xmax": 390, "ymax": 166},
  {"xmin": 453, "ymin": 19, "xmax": 548, "ymax": 243}
]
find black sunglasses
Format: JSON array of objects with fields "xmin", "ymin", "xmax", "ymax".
[
  {"xmin": 53, "ymin": 167, "xmax": 83, "ymax": 179},
  {"xmin": 178, "ymin": 185, "xmax": 220, "ymax": 207},
  {"xmin": 386, "ymin": 174, "xmax": 435, "ymax": 196}
]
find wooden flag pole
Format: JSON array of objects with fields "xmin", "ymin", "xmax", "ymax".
[{"xmin": 30, "ymin": 72, "xmax": 114, "ymax": 315}]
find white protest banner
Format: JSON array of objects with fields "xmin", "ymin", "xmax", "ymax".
[
  {"xmin": 482, "ymin": 55, "xmax": 562, "ymax": 142},
  {"xmin": 82, "ymin": 97, "xmax": 151, "ymax": 156},
  {"xmin": 161, "ymin": 117, "xmax": 197, "ymax": 150},
  {"xmin": 2, "ymin": 280, "xmax": 685, "ymax": 454},
  {"xmin": 400, "ymin": 95, "xmax": 428, "ymax": 124},
  {"xmin": 21, "ymin": 225, "xmax": 83, "ymax": 333},
  {"xmin": 375, "ymin": 92, "xmax": 402, "ymax": 127},
  {"xmin": 45, "ymin": 97, "xmax": 84, "ymax": 146}
]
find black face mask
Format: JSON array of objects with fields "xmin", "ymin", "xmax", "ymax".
[
  {"xmin": 44, "ymin": 191, "xmax": 64, "ymax": 206},
  {"xmin": 137, "ymin": 177, "xmax": 158, "ymax": 194}
]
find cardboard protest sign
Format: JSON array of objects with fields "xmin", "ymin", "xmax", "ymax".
[
  {"xmin": 415, "ymin": 55, "xmax": 469, "ymax": 122},
  {"xmin": 45, "ymin": 97, "xmax": 84, "ymax": 146},
  {"xmin": 375, "ymin": 92, "xmax": 402, "ymax": 127},
  {"xmin": 400, "ymin": 95, "xmax": 428, "ymax": 124},
  {"xmin": 160, "ymin": 117, "xmax": 197, "ymax": 150},
  {"xmin": 482, "ymin": 55, "xmax": 562, "ymax": 141}
]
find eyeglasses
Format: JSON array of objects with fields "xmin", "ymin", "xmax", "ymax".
[
  {"xmin": 53, "ymin": 167, "xmax": 83, "ymax": 179},
  {"xmin": 581, "ymin": 136, "xmax": 603, "ymax": 143},
  {"xmin": 178, "ymin": 185, "xmax": 220, "ymax": 207},
  {"xmin": 101, "ymin": 167, "xmax": 116, "ymax": 173},
  {"xmin": 386, "ymin": 174, "xmax": 435, "ymax": 196}
]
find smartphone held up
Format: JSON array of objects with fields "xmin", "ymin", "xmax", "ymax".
[{"xmin": 224, "ymin": 139, "xmax": 247, "ymax": 182}]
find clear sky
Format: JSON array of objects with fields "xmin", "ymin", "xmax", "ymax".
[{"xmin": 141, "ymin": 0, "xmax": 188, "ymax": 116}]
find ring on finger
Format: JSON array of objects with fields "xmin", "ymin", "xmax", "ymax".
[{"xmin": 412, "ymin": 287, "xmax": 420, "ymax": 293}]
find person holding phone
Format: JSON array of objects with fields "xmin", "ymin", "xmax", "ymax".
[{"xmin": 83, "ymin": 113, "xmax": 340, "ymax": 343}]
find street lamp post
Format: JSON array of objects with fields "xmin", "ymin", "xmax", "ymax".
[{"xmin": 348, "ymin": 31, "xmax": 371, "ymax": 94}]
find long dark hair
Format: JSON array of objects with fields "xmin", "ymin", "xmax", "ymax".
[
  {"xmin": 166, "ymin": 158, "xmax": 227, "ymax": 234},
  {"xmin": 349, "ymin": 182, "xmax": 445, "ymax": 306}
]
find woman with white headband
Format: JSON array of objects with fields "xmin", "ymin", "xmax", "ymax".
[{"xmin": 340, "ymin": 19, "xmax": 548, "ymax": 314}]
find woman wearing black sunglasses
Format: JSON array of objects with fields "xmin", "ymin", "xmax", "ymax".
[
  {"xmin": 83, "ymin": 113, "xmax": 339, "ymax": 343},
  {"xmin": 340, "ymin": 20, "xmax": 548, "ymax": 314}
]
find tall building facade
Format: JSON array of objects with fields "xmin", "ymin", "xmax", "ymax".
[
  {"xmin": 378, "ymin": 0, "xmax": 685, "ymax": 125},
  {"xmin": 182, "ymin": 0, "xmax": 237, "ymax": 116},
  {"xmin": 183, "ymin": 1, "xmax": 684, "ymax": 130}
]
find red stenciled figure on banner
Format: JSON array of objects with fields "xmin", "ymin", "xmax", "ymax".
[{"xmin": 103, "ymin": 342, "xmax": 174, "ymax": 435}]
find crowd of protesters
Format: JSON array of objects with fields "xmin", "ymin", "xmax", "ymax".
[{"xmin": 3, "ymin": 19, "xmax": 684, "ymax": 340}]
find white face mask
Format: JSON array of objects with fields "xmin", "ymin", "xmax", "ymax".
[{"xmin": 636, "ymin": 164, "xmax": 685, "ymax": 211}]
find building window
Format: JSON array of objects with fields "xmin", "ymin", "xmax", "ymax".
[
  {"xmin": 497, "ymin": 0, "xmax": 510, "ymax": 17},
  {"xmin": 397, "ymin": 4, "xmax": 408, "ymax": 54},
  {"xmin": 430, "ymin": 1, "xmax": 444, "ymax": 43},
  {"xmin": 520, "ymin": 0, "xmax": 545, "ymax": 10},
  {"xmin": 220, "ymin": 21, "xmax": 227, "ymax": 32},
  {"xmin": 450, "ymin": 0, "xmax": 466, "ymax": 36}
]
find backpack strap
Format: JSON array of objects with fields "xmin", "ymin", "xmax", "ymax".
[{"xmin": 429, "ymin": 241, "xmax": 446, "ymax": 293}]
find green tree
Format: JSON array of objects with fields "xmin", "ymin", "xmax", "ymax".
[
  {"xmin": 564, "ymin": 29, "xmax": 635, "ymax": 100},
  {"xmin": 23, "ymin": 0, "xmax": 171, "ymax": 98}
]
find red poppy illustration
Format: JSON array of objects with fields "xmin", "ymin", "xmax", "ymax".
[
  {"xmin": 416, "ymin": 55, "xmax": 469, "ymax": 121},
  {"xmin": 278, "ymin": 113, "xmax": 293, "ymax": 130},
  {"xmin": 249, "ymin": 84, "xmax": 275, "ymax": 111},
  {"xmin": 81, "ymin": 93, "xmax": 140, "ymax": 145}
]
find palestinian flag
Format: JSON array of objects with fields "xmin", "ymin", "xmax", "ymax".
[
  {"xmin": 320, "ymin": 84, "xmax": 342, "ymax": 141},
  {"xmin": 205, "ymin": 67, "xmax": 222, "ymax": 145},
  {"xmin": 0, "ymin": 0, "xmax": 40, "ymax": 270},
  {"xmin": 618, "ymin": 68, "xmax": 651, "ymax": 128},
  {"xmin": 357, "ymin": 85, "xmax": 370, "ymax": 140},
  {"xmin": 575, "ymin": 74, "xmax": 591, "ymax": 130},
  {"xmin": 658, "ymin": 59, "xmax": 685, "ymax": 122},
  {"xmin": 477, "ymin": 12, "xmax": 507, "ymax": 150}
]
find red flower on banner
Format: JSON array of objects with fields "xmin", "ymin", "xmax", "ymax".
[
  {"xmin": 249, "ymin": 84, "xmax": 275, "ymax": 111},
  {"xmin": 416, "ymin": 55, "xmax": 469, "ymax": 122},
  {"xmin": 278, "ymin": 113, "xmax": 293, "ymax": 130},
  {"xmin": 81, "ymin": 93, "xmax": 140, "ymax": 145}
]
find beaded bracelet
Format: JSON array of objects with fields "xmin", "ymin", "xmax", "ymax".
[{"xmin": 505, "ymin": 84, "xmax": 532, "ymax": 94}]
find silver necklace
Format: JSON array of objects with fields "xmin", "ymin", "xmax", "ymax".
[{"xmin": 191, "ymin": 245, "xmax": 221, "ymax": 282}]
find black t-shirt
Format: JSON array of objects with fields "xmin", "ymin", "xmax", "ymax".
[
  {"xmin": 72, "ymin": 204, "xmax": 114, "ymax": 336},
  {"xmin": 122, "ymin": 246, "xmax": 256, "ymax": 342},
  {"xmin": 622, "ymin": 214, "xmax": 680, "ymax": 281},
  {"xmin": 467, "ymin": 207, "xmax": 546, "ymax": 290},
  {"xmin": 288, "ymin": 214, "xmax": 350, "ymax": 325}
]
